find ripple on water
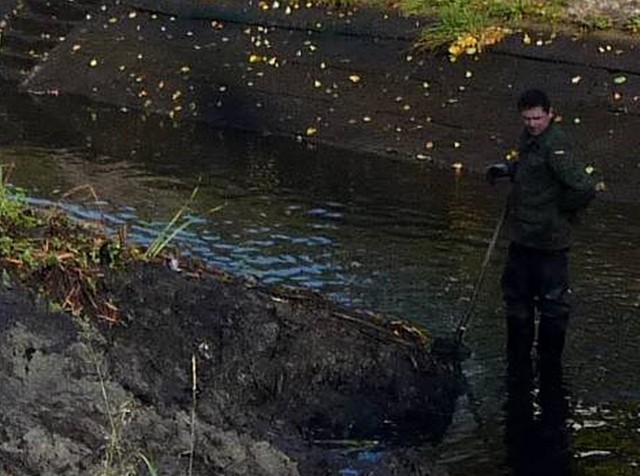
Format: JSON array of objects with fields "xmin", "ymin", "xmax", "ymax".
[{"xmin": 5, "ymin": 115, "xmax": 640, "ymax": 476}]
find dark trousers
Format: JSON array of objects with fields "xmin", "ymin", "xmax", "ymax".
[{"xmin": 501, "ymin": 242, "xmax": 571, "ymax": 375}]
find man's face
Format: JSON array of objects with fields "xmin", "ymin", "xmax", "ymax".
[{"xmin": 521, "ymin": 106, "xmax": 553, "ymax": 136}]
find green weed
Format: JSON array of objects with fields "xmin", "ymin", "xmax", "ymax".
[
  {"xmin": 320, "ymin": 0, "xmax": 588, "ymax": 51},
  {"xmin": 414, "ymin": 0, "xmax": 568, "ymax": 50},
  {"xmin": 138, "ymin": 453, "xmax": 159, "ymax": 476},
  {"xmin": 418, "ymin": 0, "xmax": 489, "ymax": 50},
  {"xmin": 143, "ymin": 187, "xmax": 200, "ymax": 260},
  {"xmin": 143, "ymin": 186, "xmax": 223, "ymax": 260},
  {"xmin": 579, "ymin": 14, "xmax": 614, "ymax": 31},
  {"xmin": 624, "ymin": 14, "xmax": 640, "ymax": 33},
  {"xmin": 0, "ymin": 164, "xmax": 42, "ymax": 230}
]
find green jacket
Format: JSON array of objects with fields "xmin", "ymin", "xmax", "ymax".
[{"xmin": 505, "ymin": 123, "xmax": 597, "ymax": 250}]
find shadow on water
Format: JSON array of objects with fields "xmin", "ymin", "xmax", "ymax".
[
  {"xmin": 2, "ymin": 82, "xmax": 640, "ymax": 475},
  {"xmin": 505, "ymin": 358, "xmax": 572, "ymax": 476},
  {"xmin": 1, "ymin": 82, "xmax": 507, "ymax": 329}
]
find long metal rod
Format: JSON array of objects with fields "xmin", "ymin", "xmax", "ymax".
[{"xmin": 455, "ymin": 201, "xmax": 508, "ymax": 342}]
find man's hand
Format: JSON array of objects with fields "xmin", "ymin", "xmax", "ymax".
[{"xmin": 485, "ymin": 163, "xmax": 511, "ymax": 185}]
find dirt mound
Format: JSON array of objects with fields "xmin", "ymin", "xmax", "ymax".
[{"xmin": 0, "ymin": 262, "xmax": 460, "ymax": 475}]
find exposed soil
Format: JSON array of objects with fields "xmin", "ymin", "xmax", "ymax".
[{"xmin": 0, "ymin": 260, "xmax": 460, "ymax": 475}]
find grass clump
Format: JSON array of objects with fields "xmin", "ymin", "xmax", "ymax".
[
  {"xmin": 624, "ymin": 14, "xmax": 640, "ymax": 33},
  {"xmin": 411, "ymin": 0, "xmax": 566, "ymax": 58},
  {"xmin": 0, "ymin": 166, "xmax": 125, "ymax": 321},
  {"xmin": 0, "ymin": 163, "xmax": 208, "ymax": 323},
  {"xmin": 143, "ymin": 186, "xmax": 223, "ymax": 260},
  {"xmin": 578, "ymin": 14, "xmax": 613, "ymax": 31},
  {"xmin": 0, "ymin": 166, "xmax": 202, "ymax": 475},
  {"xmin": 416, "ymin": 0, "xmax": 491, "ymax": 50}
]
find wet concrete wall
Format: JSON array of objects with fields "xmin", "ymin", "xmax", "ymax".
[
  {"xmin": 3, "ymin": 0, "xmax": 640, "ymax": 201},
  {"xmin": 0, "ymin": 0, "xmax": 18, "ymax": 17}
]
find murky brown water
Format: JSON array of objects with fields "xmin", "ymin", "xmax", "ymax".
[{"xmin": 2, "ymin": 83, "xmax": 639, "ymax": 475}]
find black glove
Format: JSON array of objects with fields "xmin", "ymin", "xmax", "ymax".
[{"xmin": 485, "ymin": 163, "xmax": 511, "ymax": 185}]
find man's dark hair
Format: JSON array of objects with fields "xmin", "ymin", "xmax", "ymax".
[{"xmin": 517, "ymin": 89, "xmax": 551, "ymax": 113}]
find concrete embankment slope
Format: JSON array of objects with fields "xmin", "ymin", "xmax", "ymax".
[{"xmin": 6, "ymin": 0, "xmax": 640, "ymax": 201}]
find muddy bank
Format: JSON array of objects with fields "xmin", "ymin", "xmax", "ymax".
[
  {"xmin": 0, "ymin": 261, "xmax": 460, "ymax": 475},
  {"xmin": 0, "ymin": 0, "xmax": 638, "ymax": 202}
]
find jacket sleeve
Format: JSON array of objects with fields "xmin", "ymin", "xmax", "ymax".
[{"xmin": 545, "ymin": 134, "xmax": 597, "ymax": 213}]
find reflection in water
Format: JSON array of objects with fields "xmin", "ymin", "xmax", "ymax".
[
  {"xmin": 506, "ymin": 359, "xmax": 572, "ymax": 476},
  {"xmin": 2, "ymin": 88, "xmax": 506, "ymax": 332},
  {"xmin": 2, "ymin": 82, "xmax": 640, "ymax": 475}
]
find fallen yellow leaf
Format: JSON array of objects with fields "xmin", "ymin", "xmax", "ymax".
[{"xmin": 348, "ymin": 74, "xmax": 361, "ymax": 83}]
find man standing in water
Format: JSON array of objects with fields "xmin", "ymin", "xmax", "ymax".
[{"xmin": 486, "ymin": 88, "xmax": 603, "ymax": 379}]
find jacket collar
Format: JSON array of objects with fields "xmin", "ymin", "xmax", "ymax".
[{"xmin": 521, "ymin": 121, "xmax": 555, "ymax": 147}]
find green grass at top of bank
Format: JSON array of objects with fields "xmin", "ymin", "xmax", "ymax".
[
  {"xmin": 402, "ymin": 0, "xmax": 565, "ymax": 47},
  {"xmin": 320, "ymin": 0, "xmax": 640, "ymax": 58}
]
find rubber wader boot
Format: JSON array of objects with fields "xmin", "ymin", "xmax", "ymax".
[
  {"xmin": 506, "ymin": 314, "xmax": 535, "ymax": 381},
  {"xmin": 537, "ymin": 314, "xmax": 569, "ymax": 376}
]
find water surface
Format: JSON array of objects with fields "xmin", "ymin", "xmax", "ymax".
[{"xmin": 2, "ymin": 84, "xmax": 639, "ymax": 475}]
